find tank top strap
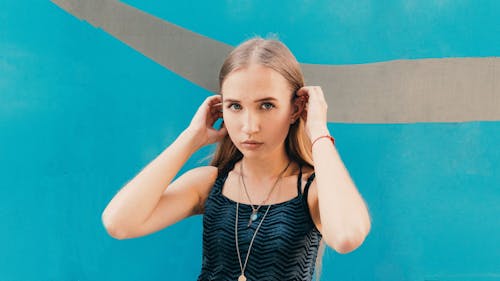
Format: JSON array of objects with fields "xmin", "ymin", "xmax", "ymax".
[
  {"xmin": 303, "ymin": 171, "xmax": 316, "ymax": 201},
  {"xmin": 213, "ymin": 168, "xmax": 229, "ymax": 195},
  {"xmin": 296, "ymin": 164, "xmax": 303, "ymax": 196}
]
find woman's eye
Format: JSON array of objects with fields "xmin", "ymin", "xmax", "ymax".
[
  {"xmin": 227, "ymin": 103, "xmax": 274, "ymax": 111},
  {"xmin": 228, "ymin": 103, "xmax": 242, "ymax": 110},
  {"xmin": 261, "ymin": 102, "xmax": 275, "ymax": 110}
]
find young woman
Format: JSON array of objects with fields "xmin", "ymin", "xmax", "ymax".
[{"xmin": 102, "ymin": 37, "xmax": 371, "ymax": 281}]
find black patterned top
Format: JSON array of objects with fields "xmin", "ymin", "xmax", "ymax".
[{"xmin": 197, "ymin": 163, "xmax": 322, "ymax": 281}]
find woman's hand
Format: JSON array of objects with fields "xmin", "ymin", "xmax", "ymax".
[
  {"xmin": 295, "ymin": 86, "xmax": 330, "ymax": 140},
  {"xmin": 186, "ymin": 94, "xmax": 227, "ymax": 147}
]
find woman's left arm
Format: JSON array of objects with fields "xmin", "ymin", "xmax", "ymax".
[{"xmin": 296, "ymin": 86, "xmax": 372, "ymax": 254}]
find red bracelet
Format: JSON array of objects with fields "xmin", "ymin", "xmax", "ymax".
[{"xmin": 312, "ymin": 135, "xmax": 335, "ymax": 147}]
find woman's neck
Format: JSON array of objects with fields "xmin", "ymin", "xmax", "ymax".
[{"xmin": 240, "ymin": 153, "xmax": 292, "ymax": 182}]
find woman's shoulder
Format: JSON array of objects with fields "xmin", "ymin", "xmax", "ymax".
[
  {"xmin": 179, "ymin": 165, "xmax": 219, "ymax": 195},
  {"xmin": 184, "ymin": 165, "xmax": 219, "ymax": 177},
  {"xmin": 185, "ymin": 165, "xmax": 220, "ymax": 215}
]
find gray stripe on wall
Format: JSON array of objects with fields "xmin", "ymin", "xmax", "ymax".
[
  {"xmin": 51, "ymin": 0, "xmax": 233, "ymax": 93},
  {"xmin": 302, "ymin": 59, "xmax": 499, "ymax": 123},
  {"xmin": 51, "ymin": 0, "xmax": 500, "ymax": 123}
]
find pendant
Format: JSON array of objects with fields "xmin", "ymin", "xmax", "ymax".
[
  {"xmin": 250, "ymin": 212, "xmax": 259, "ymax": 221},
  {"xmin": 247, "ymin": 211, "xmax": 259, "ymax": 227},
  {"xmin": 238, "ymin": 274, "xmax": 247, "ymax": 281}
]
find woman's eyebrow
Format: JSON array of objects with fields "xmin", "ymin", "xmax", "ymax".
[{"xmin": 223, "ymin": 97, "xmax": 278, "ymax": 103}]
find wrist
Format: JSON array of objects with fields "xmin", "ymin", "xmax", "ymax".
[
  {"xmin": 311, "ymin": 135, "xmax": 335, "ymax": 147},
  {"xmin": 309, "ymin": 126, "xmax": 330, "ymax": 141},
  {"xmin": 180, "ymin": 128, "xmax": 205, "ymax": 151}
]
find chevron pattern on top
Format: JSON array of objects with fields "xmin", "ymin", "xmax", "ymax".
[{"xmin": 197, "ymin": 164, "xmax": 323, "ymax": 281}]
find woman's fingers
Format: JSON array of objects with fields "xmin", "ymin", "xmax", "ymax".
[
  {"xmin": 208, "ymin": 101, "xmax": 223, "ymax": 124},
  {"xmin": 297, "ymin": 86, "xmax": 309, "ymax": 102},
  {"xmin": 190, "ymin": 95, "xmax": 221, "ymax": 130},
  {"xmin": 215, "ymin": 124, "xmax": 228, "ymax": 138},
  {"xmin": 210, "ymin": 103, "xmax": 223, "ymax": 116},
  {"xmin": 187, "ymin": 95, "xmax": 225, "ymax": 146},
  {"xmin": 208, "ymin": 95, "xmax": 223, "ymax": 113},
  {"xmin": 206, "ymin": 119, "xmax": 227, "ymax": 143},
  {"xmin": 297, "ymin": 86, "xmax": 326, "ymax": 122},
  {"xmin": 296, "ymin": 87, "xmax": 311, "ymax": 121},
  {"xmin": 199, "ymin": 95, "xmax": 220, "ymax": 120},
  {"xmin": 205, "ymin": 101, "xmax": 224, "ymax": 132},
  {"xmin": 207, "ymin": 95, "xmax": 222, "ymax": 108}
]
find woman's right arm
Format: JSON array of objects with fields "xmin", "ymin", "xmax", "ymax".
[{"xmin": 101, "ymin": 95, "xmax": 226, "ymax": 239}]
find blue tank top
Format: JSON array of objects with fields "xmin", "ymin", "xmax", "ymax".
[{"xmin": 197, "ymin": 163, "xmax": 323, "ymax": 281}]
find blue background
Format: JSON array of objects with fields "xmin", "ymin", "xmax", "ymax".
[{"xmin": 1, "ymin": 1, "xmax": 499, "ymax": 280}]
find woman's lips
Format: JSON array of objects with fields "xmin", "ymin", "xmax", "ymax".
[{"xmin": 241, "ymin": 141, "xmax": 263, "ymax": 149}]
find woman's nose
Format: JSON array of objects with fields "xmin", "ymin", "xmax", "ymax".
[{"xmin": 241, "ymin": 112, "xmax": 260, "ymax": 134}]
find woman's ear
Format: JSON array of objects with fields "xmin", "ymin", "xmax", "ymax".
[{"xmin": 290, "ymin": 95, "xmax": 305, "ymax": 124}]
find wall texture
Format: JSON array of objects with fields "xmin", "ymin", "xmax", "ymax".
[{"xmin": 1, "ymin": 1, "xmax": 499, "ymax": 280}]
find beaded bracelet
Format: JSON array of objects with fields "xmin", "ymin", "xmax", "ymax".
[{"xmin": 312, "ymin": 135, "xmax": 335, "ymax": 147}]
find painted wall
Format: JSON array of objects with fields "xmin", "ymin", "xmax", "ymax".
[{"xmin": 1, "ymin": 1, "xmax": 499, "ymax": 280}]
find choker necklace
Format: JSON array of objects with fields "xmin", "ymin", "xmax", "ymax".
[
  {"xmin": 235, "ymin": 160, "xmax": 290, "ymax": 281},
  {"xmin": 240, "ymin": 160, "xmax": 291, "ymax": 227}
]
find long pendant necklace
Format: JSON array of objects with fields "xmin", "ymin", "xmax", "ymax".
[
  {"xmin": 240, "ymin": 160, "xmax": 291, "ymax": 227},
  {"xmin": 235, "ymin": 160, "xmax": 291, "ymax": 280},
  {"xmin": 235, "ymin": 195, "xmax": 272, "ymax": 281}
]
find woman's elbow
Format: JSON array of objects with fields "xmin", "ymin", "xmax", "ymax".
[
  {"xmin": 327, "ymin": 228, "xmax": 370, "ymax": 254},
  {"xmin": 333, "ymin": 236, "xmax": 365, "ymax": 254},
  {"xmin": 102, "ymin": 213, "xmax": 129, "ymax": 240}
]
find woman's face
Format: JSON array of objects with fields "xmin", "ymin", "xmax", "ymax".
[{"xmin": 221, "ymin": 64, "xmax": 296, "ymax": 158}]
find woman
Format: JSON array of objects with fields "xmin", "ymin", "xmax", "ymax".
[{"xmin": 102, "ymin": 37, "xmax": 371, "ymax": 281}]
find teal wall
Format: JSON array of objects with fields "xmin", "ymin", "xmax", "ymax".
[
  {"xmin": 1, "ymin": 1, "xmax": 499, "ymax": 281},
  {"xmin": 124, "ymin": 0, "xmax": 500, "ymax": 64}
]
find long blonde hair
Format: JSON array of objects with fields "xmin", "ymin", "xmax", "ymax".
[{"xmin": 209, "ymin": 36, "xmax": 326, "ymax": 281}]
